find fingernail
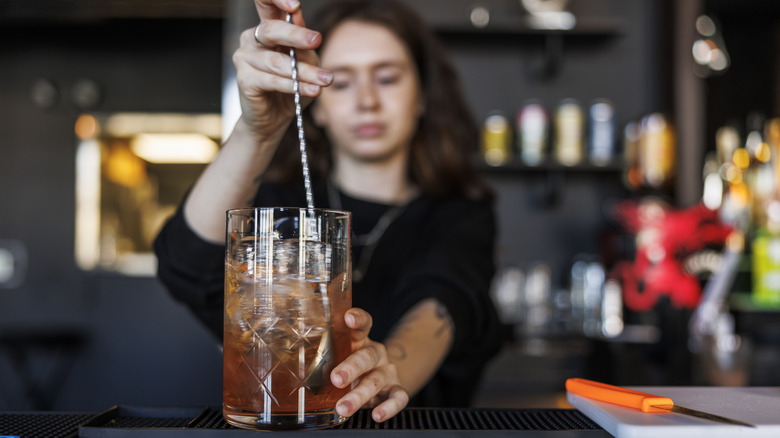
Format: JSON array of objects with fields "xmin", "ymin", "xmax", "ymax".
[
  {"xmin": 345, "ymin": 313, "xmax": 356, "ymax": 327},
  {"xmin": 287, "ymin": 0, "xmax": 300, "ymax": 10},
  {"xmin": 373, "ymin": 410, "xmax": 384, "ymax": 422},
  {"xmin": 337, "ymin": 401, "xmax": 350, "ymax": 417},
  {"xmin": 307, "ymin": 31, "xmax": 321, "ymax": 45},
  {"xmin": 319, "ymin": 70, "xmax": 333, "ymax": 85},
  {"xmin": 332, "ymin": 372, "xmax": 343, "ymax": 387},
  {"xmin": 338, "ymin": 371, "xmax": 349, "ymax": 386},
  {"xmin": 304, "ymin": 84, "xmax": 321, "ymax": 95}
]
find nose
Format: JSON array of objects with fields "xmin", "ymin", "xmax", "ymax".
[{"xmin": 356, "ymin": 79, "xmax": 379, "ymax": 111}]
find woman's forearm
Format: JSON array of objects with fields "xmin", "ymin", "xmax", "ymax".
[
  {"xmin": 383, "ymin": 298, "xmax": 454, "ymax": 397},
  {"xmin": 183, "ymin": 116, "xmax": 288, "ymax": 244}
]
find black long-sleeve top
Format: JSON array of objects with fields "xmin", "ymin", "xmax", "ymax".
[{"xmin": 153, "ymin": 178, "xmax": 503, "ymax": 407}]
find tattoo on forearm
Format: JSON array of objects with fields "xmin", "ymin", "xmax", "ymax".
[
  {"xmin": 386, "ymin": 341, "xmax": 407, "ymax": 361},
  {"xmin": 434, "ymin": 302, "xmax": 448, "ymax": 319},
  {"xmin": 385, "ymin": 300, "xmax": 454, "ymax": 362},
  {"xmin": 389, "ymin": 311, "xmax": 416, "ymax": 339},
  {"xmin": 434, "ymin": 302, "xmax": 454, "ymax": 338}
]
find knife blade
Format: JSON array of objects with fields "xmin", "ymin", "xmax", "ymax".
[{"xmin": 565, "ymin": 378, "xmax": 755, "ymax": 428}]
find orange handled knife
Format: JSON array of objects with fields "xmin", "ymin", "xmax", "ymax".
[{"xmin": 566, "ymin": 378, "xmax": 754, "ymax": 427}]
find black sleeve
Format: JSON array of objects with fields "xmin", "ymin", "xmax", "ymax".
[
  {"xmin": 153, "ymin": 206, "xmax": 226, "ymax": 340},
  {"xmin": 396, "ymin": 198, "xmax": 500, "ymax": 354}
]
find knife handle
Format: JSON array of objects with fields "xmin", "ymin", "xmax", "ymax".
[{"xmin": 566, "ymin": 378, "xmax": 673, "ymax": 413}]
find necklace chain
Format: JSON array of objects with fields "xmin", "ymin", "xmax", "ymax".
[{"xmin": 327, "ymin": 181, "xmax": 408, "ymax": 283}]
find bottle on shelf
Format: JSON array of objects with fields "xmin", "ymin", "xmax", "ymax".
[
  {"xmin": 516, "ymin": 100, "xmax": 549, "ymax": 166},
  {"xmin": 752, "ymin": 200, "xmax": 780, "ymax": 308},
  {"xmin": 638, "ymin": 113, "xmax": 675, "ymax": 190},
  {"xmin": 587, "ymin": 99, "xmax": 616, "ymax": 167},
  {"xmin": 481, "ymin": 112, "xmax": 512, "ymax": 166},
  {"xmin": 553, "ymin": 99, "xmax": 584, "ymax": 166},
  {"xmin": 622, "ymin": 120, "xmax": 642, "ymax": 189}
]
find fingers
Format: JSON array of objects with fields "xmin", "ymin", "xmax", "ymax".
[
  {"xmin": 345, "ymin": 308, "xmax": 373, "ymax": 337},
  {"xmin": 235, "ymin": 26, "xmax": 331, "ymax": 98},
  {"xmin": 254, "ymin": 0, "xmax": 303, "ymax": 23},
  {"xmin": 329, "ymin": 308, "xmax": 374, "ymax": 389},
  {"xmin": 331, "ymin": 308, "xmax": 409, "ymax": 422},
  {"xmin": 330, "ymin": 307, "xmax": 378, "ymax": 388},
  {"xmin": 371, "ymin": 385, "xmax": 410, "ymax": 422},
  {"xmin": 331, "ymin": 339, "xmax": 384, "ymax": 388},
  {"xmin": 235, "ymin": 49, "xmax": 330, "ymax": 97},
  {"xmin": 335, "ymin": 363, "xmax": 409, "ymax": 420},
  {"xmin": 248, "ymin": 16, "xmax": 321, "ymax": 52},
  {"xmin": 331, "ymin": 309, "xmax": 380, "ymax": 392}
]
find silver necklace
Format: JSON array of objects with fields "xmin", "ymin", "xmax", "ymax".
[{"xmin": 327, "ymin": 181, "xmax": 408, "ymax": 283}]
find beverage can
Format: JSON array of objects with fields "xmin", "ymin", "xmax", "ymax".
[
  {"xmin": 554, "ymin": 99, "xmax": 584, "ymax": 166},
  {"xmin": 517, "ymin": 101, "xmax": 548, "ymax": 166},
  {"xmin": 482, "ymin": 112, "xmax": 512, "ymax": 166},
  {"xmin": 588, "ymin": 99, "xmax": 615, "ymax": 166}
]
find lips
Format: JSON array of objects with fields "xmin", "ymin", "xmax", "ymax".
[{"xmin": 352, "ymin": 123, "xmax": 385, "ymax": 138}]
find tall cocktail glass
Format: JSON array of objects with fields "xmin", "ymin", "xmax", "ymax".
[{"xmin": 223, "ymin": 207, "xmax": 351, "ymax": 430}]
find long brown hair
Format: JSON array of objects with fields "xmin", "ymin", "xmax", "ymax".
[{"xmin": 267, "ymin": 0, "xmax": 492, "ymax": 200}]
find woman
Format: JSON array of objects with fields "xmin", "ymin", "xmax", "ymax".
[{"xmin": 154, "ymin": 0, "xmax": 502, "ymax": 423}]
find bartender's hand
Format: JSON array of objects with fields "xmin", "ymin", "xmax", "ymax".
[
  {"xmin": 331, "ymin": 308, "xmax": 410, "ymax": 423},
  {"xmin": 234, "ymin": 0, "xmax": 333, "ymax": 139}
]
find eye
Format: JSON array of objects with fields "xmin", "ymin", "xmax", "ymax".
[
  {"xmin": 376, "ymin": 71, "xmax": 401, "ymax": 86},
  {"xmin": 331, "ymin": 80, "xmax": 350, "ymax": 90},
  {"xmin": 375, "ymin": 65, "xmax": 404, "ymax": 86},
  {"xmin": 330, "ymin": 73, "xmax": 352, "ymax": 90},
  {"xmin": 377, "ymin": 75, "xmax": 399, "ymax": 86}
]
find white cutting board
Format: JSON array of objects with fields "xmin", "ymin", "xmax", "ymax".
[{"xmin": 567, "ymin": 386, "xmax": 780, "ymax": 438}]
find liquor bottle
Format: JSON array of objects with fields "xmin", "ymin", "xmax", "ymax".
[
  {"xmin": 752, "ymin": 200, "xmax": 780, "ymax": 308},
  {"xmin": 715, "ymin": 124, "xmax": 740, "ymax": 166},
  {"xmin": 622, "ymin": 121, "xmax": 642, "ymax": 189},
  {"xmin": 764, "ymin": 118, "xmax": 780, "ymax": 193},
  {"xmin": 639, "ymin": 113, "xmax": 675, "ymax": 189}
]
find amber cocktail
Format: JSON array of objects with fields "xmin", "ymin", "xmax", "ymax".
[{"xmin": 223, "ymin": 207, "xmax": 351, "ymax": 430}]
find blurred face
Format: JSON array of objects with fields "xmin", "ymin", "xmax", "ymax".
[{"xmin": 313, "ymin": 20, "xmax": 423, "ymax": 164}]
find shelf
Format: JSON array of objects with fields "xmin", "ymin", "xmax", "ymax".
[
  {"xmin": 478, "ymin": 158, "xmax": 624, "ymax": 174},
  {"xmin": 434, "ymin": 16, "xmax": 624, "ymax": 78},
  {"xmin": 476, "ymin": 157, "xmax": 626, "ymax": 208},
  {"xmin": 433, "ymin": 17, "xmax": 625, "ymax": 37}
]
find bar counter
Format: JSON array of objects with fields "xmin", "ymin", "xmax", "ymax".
[{"xmin": 1, "ymin": 405, "xmax": 610, "ymax": 437}]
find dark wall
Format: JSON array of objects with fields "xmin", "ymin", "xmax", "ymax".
[
  {"xmin": 704, "ymin": 0, "xmax": 780, "ymax": 144},
  {"xmin": 0, "ymin": 18, "xmax": 223, "ymax": 410}
]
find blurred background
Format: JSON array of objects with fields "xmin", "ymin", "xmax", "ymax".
[{"xmin": 1, "ymin": 0, "xmax": 779, "ymax": 412}]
